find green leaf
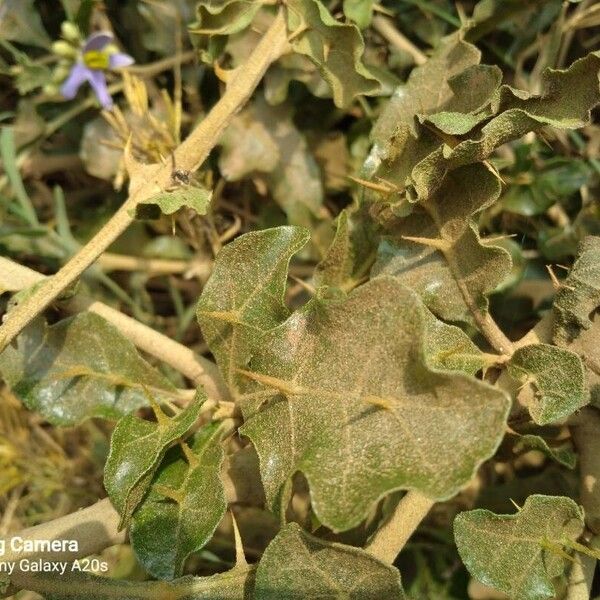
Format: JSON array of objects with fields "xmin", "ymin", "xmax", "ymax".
[
  {"xmin": 240, "ymin": 278, "xmax": 509, "ymax": 530},
  {"xmin": 104, "ymin": 392, "xmax": 204, "ymax": 529},
  {"xmin": 511, "ymin": 433, "xmax": 576, "ymax": 469},
  {"xmin": 130, "ymin": 422, "xmax": 227, "ymax": 579},
  {"xmin": 189, "ymin": 0, "xmax": 263, "ymax": 63},
  {"xmin": 422, "ymin": 308, "xmax": 485, "ymax": 375},
  {"xmin": 254, "ymin": 522, "xmax": 407, "ymax": 599},
  {"xmin": 502, "ymin": 159, "xmax": 591, "ymax": 217},
  {"xmin": 553, "ymin": 236, "xmax": 600, "ymax": 344},
  {"xmin": 369, "ymin": 34, "xmax": 481, "ymax": 169},
  {"xmin": 135, "ymin": 185, "xmax": 212, "ymax": 220},
  {"xmin": 0, "ymin": 0, "xmax": 51, "ymax": 47},
  {"xmin": 196, "ymin": 226, "xmax": 310, "ymax": 396},
  {"xmin": 41, "ymin": 567, "xmax": 253, "ymax": 599},
  {"xmin": 219, "ymin": 98, "xmax": 324, "ymax": 226},
  {"xmin": 508, "ymin": 343, "xmax": 588, "ymax": 424},
  {"xmin": 411, "ymin": 52, "xmax": 600, "ymax": 201},
  {"xmin": 314, "ymin": 208, "xmax": 378, "ymax": 293},
  {"xmin": 343, "ymin": 0, "xmax": 374, "ymax": 29},
  {"xmin": 285, "ymin": 0, "xmax": 381, "ymax": 108},
  {"xmin": 0, "ymin": 314, "xmax": 177, "ymax": 426},
  {"xmin": 454, "ymin": 494, "xmax": 585, "ymax": 600},
  {"xmin": 373, "ymin": 163, "xmax": 511, "ymax": 323},
  {"xmin": 561, "ymin": 314, "xmax": 600, "ymax": 409}
]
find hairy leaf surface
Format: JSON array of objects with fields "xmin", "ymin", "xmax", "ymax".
[
  {"xmin": 240, "ymin": 278, "xmax": 509, "ymax": 530},
  {"xmin": 196, "ymin": 226, "xmax": 309, "ymax": 396},
  {"xmin": 254, "ymin": 522, "xmax": 407, "ymax": 599},
  {"xmin": 553, "ymin": 236, "xmax": 600, "ymax": 344},
  {"xmin": 104, "ymin": 392, "xmax": 203, "ymax": 529},
  {"xmin": 0, "ymin": 313, "xmax": 176, "ymax": 425},
  {"xmin": 285, "ymin": 0, "xmax": 381, "ymax": 108},
  {"xmin": 374, "ymin": 164, "xmax": 511, "ymax": 323},
  {"xmin": 454, "ymin": 495, "xmax": 584, "ymax": 600},
  {"xmin": 130, "ymin": 422, "xmax": 227, "ymax": 579},
  {"xmin": 509, "ymin": 343, "xmax": 588, "ymax": 424},
  {"xmin": 136, "ymin": 186, "xmax": 212, "ymax": 219}
]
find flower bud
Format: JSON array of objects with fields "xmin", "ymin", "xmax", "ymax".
[
  {"xmin": 52, "ymin": 65, "xmax": 71, "ymax": 83},
  {"xmin": 43, "ymin": 83, "xmax": 60, "ymax": 96},
  {"xmin": 61, "ymin": 21, "xmax": 81, "ymax": 42},
  {"xmin": 52, "ymin": 40, "xmax": 77, "ymax": 58}
]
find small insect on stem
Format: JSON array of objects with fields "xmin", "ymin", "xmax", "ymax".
[{"xmin": 169, "ymin": 153, "xmax": 191, "ymax": 189}]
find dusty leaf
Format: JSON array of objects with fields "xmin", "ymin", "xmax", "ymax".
[
  {"xmin": 454, "ymin": 494, "xmax": 585, "ymax": 600},
  {"xmin": 219, "ymin": 98, "xmax": 324, "ymax": 225},
  {"xmin": 196, "ymin": 226, "xmax": 310, "ymax": 395},
  {"xmin": 0, "ymin": 314, "xmax": 176, "ymax": 426},
  {"xmin": 136, "ymin": 185, "xmax": 212, "ymax": 219},
  {"xmin": 411, "ymin": 52, "xmax": 600, "ymax": 200},
  {"xmin": 508, "ymin": 343, "xmax": 588, "ymax": 424},
  {"xmin": 130, "ymin": 422, "xmax": 227, "ymax": 579},
  {"xmin": 511, "ymin": 433, "xmax": 576, "ymax": 470},
  {"xmin": 374, "ymin": 164, "xmax": 511, "ymax": 323},
  {"xmin": 189, "ymin": 0, "xmax": 263, "ymax": 63},
  {"xmin": 552, "ymin": 236, "xmax": 600, "ymax": 344},
  {"xmin": 369, "ymin": 34, "xmax": 481, "ymax": 168},
  {"xmin": 104, "ymin": 391, "xmax": 204, "ymax": 529},
  {"xmin": 285, "ymin": 0, "xmax": 381, "ymax": 108},
  {"xmin": 314, "ymin": 208, "xmax": 377, "ymax": 292},
  {"xmin": 254, "ymin": 522, "xmax": 407, "ymax": 599},
  {"xmin": 422, "ymin": 308, "xmax": 485, "ymax": 375},
  {"xmin": 240, "ymin": 278, "xmax": 509, "ymax": 530}
]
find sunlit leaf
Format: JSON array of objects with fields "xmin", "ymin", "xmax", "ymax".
[
  {"xmin": 285, "ymin": 0, "xmax": 381, "ymax": 108},
  {"xmin": 0, "ymin": 314, "xmax": 176, "ymax": 425},
  {"xmin": 455, "ymin": 494, "xmax": 584, "ymax": 600},
  {"xmin": 136, "ymin": 185, "xmax": 212, "ymax": 219},
  {"xmin": 254, "ymin": 522, "xmax": 408, "ymax": 599},
  {"xmin": 196, "ymin": 226, "xmax": 310, "ymax": 396},
  {"xmin": 240, "ymin": 278, "xmax": 508, "ymax": 530},
  {"xmin": 508, "ymin": 343, "xmax": 588, "ymax": 424}
]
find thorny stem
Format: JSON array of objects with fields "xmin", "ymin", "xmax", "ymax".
[
  {"xmin": 0, "ymin": 11, "xmax": 288, "ymax": 354},
  {"xmin": 365, "ymin": 490, "xmax": 435, "ymax": 564},
  {"xmin": 0, "ymin": 257, "xmax": 229, "ymax": 402}
]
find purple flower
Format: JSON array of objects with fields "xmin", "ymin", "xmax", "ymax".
[{"xmin": 60, "ymin": 32, "xmax": 134, "ymax": 109}]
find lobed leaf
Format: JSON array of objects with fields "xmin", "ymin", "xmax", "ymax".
[
  {"xmin": 240, "ymin": 277, "xmax": 509, "ymax": 530},
  {"xmin": 454, "ymin": 494, "xmax": 585, "ymax": 600},
  {"xmin": 410, "ymin": 52, "xmax": 600, "ymax": 200},
  {"xmin": 552, "ymin": 235, "xmax": 600, "ymax": 344},
  {"xmin": 196, "ymin": 226, "xmax": 310, "ymax": 396},
  {"xmin": 0, "ymin": 313, "xmax": 176, "ymax": 425},
  {"xmin": 511, "ymin": 433, "xmax": 576, "ymax": 470},
  {"xmin": 129, "ymin": 422, "xmax": 227, "ymax": 580},
  {"xmin": 285, "ymin": 0, "xmax": 381, "ymax": 108},
  {"xmin": 508, "ymin": 343, "xmax": 588, "ymax": 424},
  {"xmin": 189, "ymin": 0, "xmax": 263, "ymax": 63},
  {"xmin": 254, "ymin": 522, "xmax": 407, "ymax": 599},
  {"xmin": 135, "ymin": 185, "xmax": 212, "ymax": 220},
  {"xmin": 373, "ymin": 163, "xmax": 511, "ymax": 323},
  {"xmin": 104, "ymin": 391, "xmax": 204, "ymax": 529}
]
